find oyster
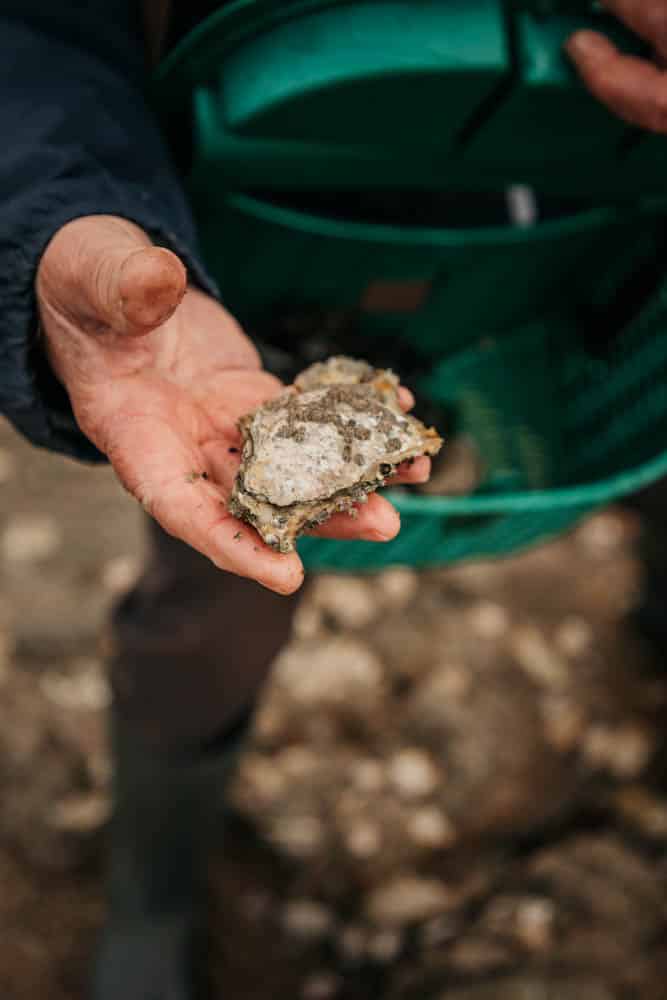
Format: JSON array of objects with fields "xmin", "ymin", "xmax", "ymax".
[{"xmin": 229, "ymin": 357, "xmax": 443, "ymax": 553}]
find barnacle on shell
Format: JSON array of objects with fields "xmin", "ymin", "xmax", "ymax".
[{"xmin": 229, "ymin": 357, "xmax": 443, "ymax": 553}]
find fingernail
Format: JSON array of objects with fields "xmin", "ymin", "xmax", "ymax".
[
  {"xmin": 565, "ymin": 30, "xmax": 604, "ymax": 59},
  {"xmin": 370, "ymin": 531, "xmax": 392, "ymax": 542},
  {"xmin": 373, "ymin": 519, "xmax": 401, "ymax": 542},
  {"xmin": 119, "ymin": 247, "xmax": 186, "ymax": 333}
]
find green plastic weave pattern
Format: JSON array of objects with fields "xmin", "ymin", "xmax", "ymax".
[{"xmin": 300, "ymin": 290, "xmax": 667, "ymax": 568}]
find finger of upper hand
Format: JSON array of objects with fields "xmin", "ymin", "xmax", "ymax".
[
  {"xmin": 598, "ymin": 1, "xmax": 667, "ymax": 60},
  {"xmin": 567, "ymin": 30, "xmax": 667, "ymax": 132}
]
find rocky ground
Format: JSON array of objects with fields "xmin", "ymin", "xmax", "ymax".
[{"xmin": 1, "ymin": 416, "xmax": 666, "ymax": 1000}]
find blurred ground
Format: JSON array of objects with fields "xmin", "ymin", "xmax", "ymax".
[{"xmin": 1, "ymin": 416, "xmax": 666, "ymax": 1000}]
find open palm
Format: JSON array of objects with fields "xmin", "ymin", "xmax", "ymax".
[{"xmin": 37, "ymin": 216, "xmax": 430, "ymax": 594}]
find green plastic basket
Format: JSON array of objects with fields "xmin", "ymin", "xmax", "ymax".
[
  {"xmin": 154, "ymin": 0, "xmax": 667, "ymax": 570},
  {"xmin": 300, "ymin": 306, "xmax": 667, "ymax": 569}
]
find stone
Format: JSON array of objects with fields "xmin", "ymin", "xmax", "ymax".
[
  {"xmin": 270, "ymin": 815, "xmax": 326, "ymax": 859},
  {"xmin": 365, "ymin": 876, "xmax": 454, "ymax": 926},
  {"xmin": 467, "ymin": 602, "xmax": 509, "ymax": 639},
  {"xmin": 555, "ymin": 616, "xmax": 594, "ymax": 658},
  {"xmin": 583, "ymin": 724, "xmax": 654, "ymax": 779},
  {"xmin": 376, "ymin": 567, "xmax": 419, "ymax": 610},
  {"xmin": 613, "ymin": 786, "xmax": 667, "ymax": 838},
  {"xmin": 274, "ymin": 638, "xmax": 385, "ymax": 710},
  {"xmin": 283, "ymin": 900, "xmax": 336, "ymax": 941},
  {"xmin": 388, "ymin": 749, "xmax": 440, "ymax": 799},
  {"xmin": 48, "ymin": 792, "xmax": 111, "ymax": 834},
  {"xmin": 366, "ymin": 928, "xmax": 403, "ymax": 963},
  {"xmin": 511, "ymin": 626, "xmax": 570, "ymax": 689},
  {"xmin": 39, "ymin": 659, "xmax": 110, "ymax": 712},
  {"xmin": 311, "ymin": 575, "xmax": 379, "ymax": 630},
  {"xmin": 407, "ymin": 807, "xmax": 457, "ymax": 849},
  {"xmin": 100, "ymin": 555, "xmax": 141, "ymax": 594},
  {"xmin": 345, "ymin": 822, "xmax": 382, "ymax": 858},
  {"xmin": 301, "ymin": 972, "xmax": 340, "ymax": 1000},
  {"xmin": 2, "ymin": 514, "xmax": 62, "ymax": 564}
]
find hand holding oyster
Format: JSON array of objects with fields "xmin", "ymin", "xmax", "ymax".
[{"xmin": 229, "ymin": 357, "xmax": 443, "ymax": 552}]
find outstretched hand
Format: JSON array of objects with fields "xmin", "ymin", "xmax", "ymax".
[
  {"xmin": 567, "ymin": 1, "xmax": 667, "ymax": 133},
  {"xmin": 37, "ymin": 216, "xmax": 430, "ymax": 594}
]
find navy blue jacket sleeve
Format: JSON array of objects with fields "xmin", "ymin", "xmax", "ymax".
[{"xmin": 0, "ymin": 2, "xmax": 218, "ymax": 462}]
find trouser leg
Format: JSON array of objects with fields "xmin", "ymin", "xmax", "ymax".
[
  {"xmin": 93, "ymin": 517, "xmax": 302, "ymax": 1000},
  {"xmin": 109, "ymin": 517, "xmax": 302, "ymax": 753}
]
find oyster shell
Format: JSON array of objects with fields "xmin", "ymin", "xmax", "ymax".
[{"xmin": 229, "ymin": 357, "xmax": 443, "ymax": 553}]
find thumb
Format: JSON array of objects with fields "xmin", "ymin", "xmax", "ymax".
[{"xmin": 38, "ymin": 214, "xmax": 187, "ymax": 337}]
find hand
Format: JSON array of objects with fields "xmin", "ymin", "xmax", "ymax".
[
  {"xmin": 37, "ymin": 216, "xmax": 430, "ymax": 594},
  {"xmin": 567, "ymin": 1, "xmax": 667, "ymax": 133}
]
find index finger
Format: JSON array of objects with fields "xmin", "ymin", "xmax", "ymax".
[
  {"xmin": 153, "ymin": 476, "xmax": 306, "ymax": 595},
  {"xmin": 107, "ymin": 414, "xmax": 305, "ymax": 595},
  {"xmin": 566, "ymin": 30, "xmax": 667, "ymax": 132}
]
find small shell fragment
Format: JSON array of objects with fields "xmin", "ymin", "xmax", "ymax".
[{"xmin": 229, "ymin": 357, "xmax": 443, "ymax": 553}]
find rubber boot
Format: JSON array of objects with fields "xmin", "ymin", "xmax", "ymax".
[{"xmin": 92, "ymin": 710, "xmax": 249, "ymax": 1000}]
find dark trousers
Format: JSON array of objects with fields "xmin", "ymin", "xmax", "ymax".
[{"xmin": 109, "ymin": 516, "xmax": 303, "ymax": 754}]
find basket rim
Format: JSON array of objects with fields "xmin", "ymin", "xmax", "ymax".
[
  {"xmin": 225, "ymin": 190, "xmax": 643, "ymax": 247},
  {"xmin": 387, "ymin": 448, "xmax": 667, "ymax": 516}
]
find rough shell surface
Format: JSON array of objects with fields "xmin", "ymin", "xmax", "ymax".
[{"xmin": 229, "ymin": 357, "xmax": 443, "ymax": 552}]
